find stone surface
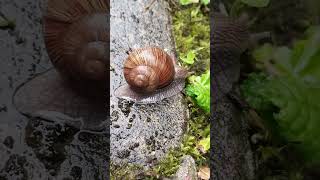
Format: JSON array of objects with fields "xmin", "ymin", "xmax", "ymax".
[
  {"xmin": 110, "ymin": 0, "xmax": 187, "ymax": 168},
  {"xmin": 210, "ymin": 5, "xmax": 256, "ymax": 180},
  {"xmin": 173, "ymin": 155, "xmax": 197, "ymax": 180},
  {"xmin": 0, "ymin": 0, "xmax": 109, "ymax": 179}
]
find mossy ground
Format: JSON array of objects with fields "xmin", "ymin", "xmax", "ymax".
[{"xmin": 148, "ymin": 3, "xmax": 211, "ymax": 178}]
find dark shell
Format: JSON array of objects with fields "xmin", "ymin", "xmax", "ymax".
[{"xmin": 124, "ymin": 47, "xmax": 175, "ymax": 93}]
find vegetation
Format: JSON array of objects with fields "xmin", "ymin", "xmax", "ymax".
[
  {"xmin": 149, "ymin": 0, "xmax": 211, "ymax": 178},
  {"xmin": 0, "ymin": 14, "xmax": 15, "ymax": 29},
  {"xmin": 223, "ymin": 0, "xmax": 320, "ymax": 179}
]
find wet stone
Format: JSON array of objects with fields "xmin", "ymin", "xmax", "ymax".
[
  {"xmin": 113, "ymin": 124, "xmax": 120, "ymax": 128},
  {"xmin": 118, "ymin": 99, "xmax": 133, "ymax": 117},
  {"xmin": 0, "ymin": 154, "xmax": 28, "ymax": 180},
  {"xmin": 129, "ymin": 143, "xmax": 139, "ymax": 150},
  {"xmin": 126, "ymin": 123, "xmax": 133, "ymax": 129},
  {"xmin": 172, "ymin": 155, "xmax": 197, "ymax": 180},
  {"xmin": 117, "ymin": 149, "xmax": 131, "ymax": 159},
  {"xmin": 3, "ymin": 136, "xmax": 14, "ymax": 149},
  {"xmin": 25, "ymin": 117, "xmax": 79, "ymax": 172},
  {"xmin": 111, "ymin": 111, "xmax": 119, "ymax": 122},
  {"xmin": 70, "ymin": 166, "xmax": 82, "ymax": 180},
  {"xmin": 0, "ymin": 105, "xmax": 7, "ymax": 112},
  {"xmin": 146, "ymin": 117, "xmax": 151, "ymax": 122}
]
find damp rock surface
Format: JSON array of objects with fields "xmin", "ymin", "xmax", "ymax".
[
  {"xmin": 172, "ymin": 155, "xmax": 197, "ymax": 180},
  {"xmin": 0, "ymin": 0, "xmax": 109, "ymax": 179},
  {"xmin": 210, "ymin": 8, "xmax": 255, "ymax": 180},
  {"xmin": 110, "ymin": 0, "xmax": 187, "ymax": 168}
]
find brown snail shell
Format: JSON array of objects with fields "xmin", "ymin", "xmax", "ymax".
[
  {"xmin": 44, "ymin": 0, "xmax": 109, "ymax": 97},
  {"xmin": 114, "ymin": 47, "xmax": 188, "ymax": 103},
  {"xmin": 13, "ymin": 0, "xmax": 109, "ymax": 131},
  {"xmin": 211, "ymin": 12, "xmax": 250, "ymax": 106}
]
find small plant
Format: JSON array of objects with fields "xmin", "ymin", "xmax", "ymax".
[
  {"xmin": 240, "ymin": 0, "xmax": 270, "ymax": 7},
  {"xmin": 0, "ymin": 15, "xmax": 15, "ymax": 29},
  {"xmin": 179, "ymin": 0, "xmax": 210, "ymax": 6},
  {"xmin": 241, "ymin": 26, "xmax": 320, "ymax": 164},
  {"xmin": 186, "ymin": 71, "xmax": 210, "ymax": 113}
]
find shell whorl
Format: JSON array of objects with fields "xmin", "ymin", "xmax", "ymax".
[
  {"xmin": 212, "ymin": 12, "xmax": 249, "ymax": 54},
  {"xmin": 124, "ymin": 47, "xmax": 175, "ymax": 93},
  {"xmin": 44, "ymin": 0, "xmax": 109, "ymax": 89}
]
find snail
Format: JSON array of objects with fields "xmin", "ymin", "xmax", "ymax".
[
  {"xmin": 13, "ymin": 0, "xmax": 109, "ymax": 131},
  {"xmin": 211, "ymin": 12, "xmax": 254, "ymax": 104},
  {"xmin": 114, "ymin": 47, "xmax": 188, "ymax": 103},
  {"xmin": 211, "ymin": 11, "xmax": 270, "ymax": 103},
  {"xmin": 44, "ymin": 0, "xmax": 109, "ymax": 97}
]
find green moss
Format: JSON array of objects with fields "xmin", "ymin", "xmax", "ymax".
[
  {"xmin": 150, "ymin": 105, "xmax": 210, "ymax": 178},
  {"xmin": 172, "ymin": 4, "xmax": 210, "ymax": 72},
  {"xmin": 145, "ymin": 2, "xmax": 212, "ymax": 178},
  {"xmin": 110, "ymin": 164, "xmax": 144, "ymax": 179}
]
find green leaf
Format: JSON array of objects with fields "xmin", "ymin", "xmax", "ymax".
[
  {"xmin": 240, "ymin": 73, "xmax": 272, "ymax": 111},
  {"xmin": 266, "ymin": 76, "xmax": 320, "ymax": 163},
  {"xmin": 252, "ymin": 43, "xmax": 274, "ymax": 63},
  {"xmin": 240, "ymin": 0, "xmax": 270, "ymax": 7},
  {"xmin": 179, "ymin": 0, "xmax": 199, "ymax": 5},
  {"xmin": 272, "ymin": 46, "xmax": 293, "ymax": 75},
  {"xmin": 0, "ymin": 16, "xmax": 15, "ymax": 29},
  {"xmin": 258, "ymin": 146, "xmax": 282, "ymax": 162},
  {"xmin": 180, "ymin": 51, "xmax": 196, "ymax": 65},
  {"xmin": 245, "ymin": 27, "xmax": 320, "ymax": 164},
  {"xmin": 201, "ymin": 0, "xmax": 210, "ymax": 5},
  {"xmin": 186, "ymin": 71, "xmax": 210, "ymax": 112},
  {"xmin": 198, "ymin": 136, "xmax": 210, "ymax": 152}
]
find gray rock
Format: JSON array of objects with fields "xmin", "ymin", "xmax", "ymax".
[
  {"xmin": 110, "ymin": 0, "xmax": 187, "ymax": 168},
  {"xmin": 172, "ymin": 155, "xmax": 197, "ymax": 180},
  {"xmin": 210, "ymin": 7, "xmax": 256, "ymax": 180},
  {"xmin": 0, "ymin": 0, "xmax": 110, "ymax": 179},
  {"xmin": 211, "ymin": 101, "xmax": 255, "ymax": 180}
]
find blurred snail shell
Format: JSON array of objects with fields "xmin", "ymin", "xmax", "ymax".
[
  {"xmin": 212, "ymin": 12, "xmax": 249, "ymax": 56},
  {"xmin": 44, "ymin": 0, "xmax": 109, "ymax": 96},
  {"xmin": 115, "ymin": 47, "xmax": 188, "ymax": 103},
  {"xmin": 12, "ymin": 0, "xmax": 109, "ymax": 132},
  {"xmin": 211, "ymin": 12, "xmax": 249, "ymax": 103}
]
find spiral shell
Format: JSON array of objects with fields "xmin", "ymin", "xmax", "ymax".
[
  {"xmin": 44, "ymin": 0, "xmax": 109, "ymax": 91},
  {"xmin": 124, "ymin": 47, "xmax": 175, "ymax": 93},
  {"xmin": 212, "ymin": 12, "xmax": 249, "ymax": 55},
  {"xmin": 114, "ymin": 47, "xmax": 188, "ymax": 103}
]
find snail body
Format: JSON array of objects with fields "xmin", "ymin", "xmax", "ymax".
[
  {"xmin": 115, "ymin": 47, "xmax": 187, "ymax": 103},
  {"xmin": 44, "ymin": 0, "xmax": 109, "ymax": 96}
]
